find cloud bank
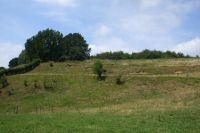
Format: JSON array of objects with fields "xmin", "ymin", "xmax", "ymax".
[
  {"xmin": 83, "ymin": 0, "xmax": 200, "ymax": 54},
  {"xmin": 173, "ymin": 38, "xmax": 200, "ymax": 56}
]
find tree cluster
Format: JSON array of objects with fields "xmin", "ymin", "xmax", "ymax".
[
  {"xmin": 9, "ymin": 29, "xmax": 91, "ymax": 68},
  {"xmin": 93, "ymin": 49, "xmax": 190, "ymax": 60}
]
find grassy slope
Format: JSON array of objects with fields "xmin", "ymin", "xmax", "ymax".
[{"xmin": 0, "ymin": 59, "xmax": 200, "ymax": 132}]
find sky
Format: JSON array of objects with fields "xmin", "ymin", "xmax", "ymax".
[{"xmin": 0, "ymin": 0, "xmax": 200, "ymax": 67}]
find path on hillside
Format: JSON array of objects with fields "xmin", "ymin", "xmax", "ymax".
[
  {"xmin": 20, "ymin": 73, "xmax": 200, "ymax": 78},
  {"xmin": 20, "ymin": 73, "xmax": 64, "ymax": 76}
]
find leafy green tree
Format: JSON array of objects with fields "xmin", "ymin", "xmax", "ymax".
[
  {"xmin": 95, "ymin": 51, "xmax": 131, "ymax": 60},
  {"xmin": 93, "ymin": 61, "xmax": 106, "ymax": 80},
  {"xmin": 18, "ymin": 50, "xmax": 30, "ymax": 64},
  {"xmin": 177, "ymin": 52, "xmax": 184, "ymax": 58},
  {"xmin": 60, "ymin": 33, "xmax": 91, "ymax": 60},
  {"xmin": 25, "ymin": 28, "xmax": 63, "ymax": 61},
  {"xmin": 9, "ymin": 57, "xmax": 19, "ymax": 68}
]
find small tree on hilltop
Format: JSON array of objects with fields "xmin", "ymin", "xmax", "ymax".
[
  {"xmin": 93, "ymin": 61, "xmax": 106, "ymax": 80},
  {"xmin": 60, "ymin": 33, "xmax": 91, "ymax": 60}
]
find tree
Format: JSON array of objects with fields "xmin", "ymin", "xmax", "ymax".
[
  {"xmin": 18, "ymin": 50, "xmax": 30, "ymax": 64},
  {"xmin": 94, "ymin": 51, "xmax": 131, "ymax": 60},
  {"xmin": 9, "ymin": 57, "xmax": 19, "ymax": 68},
  {"xmin": 25, "ymin": 28, "xmax": 63, "ymax": 61},
  {"xmin": 24, "ymin": 29, "xmax": 90, "ymax": 62},
  {"xmin": 93, "ymin": 61, "xmax": 106, "ymax": 80},
  {"xmin": 60, "ymin": 33, "xmax": 91, "ymax": 60},
  {"xmin": 94, "ymin": 50, "xmax": 188, "ymax": 59}
]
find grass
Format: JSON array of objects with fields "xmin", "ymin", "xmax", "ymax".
[
  {"xmin": 0, "ymin": 58, "xmax": 200, "ymax": 132},
  {"xmin": 0, "ymin": 109, "xmax": 200, "ymax": 133}
]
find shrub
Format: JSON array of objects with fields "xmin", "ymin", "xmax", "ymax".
[
  {"xmin": 43, "ymin": 77, "xmax": 56, "ymax": 90},
  {"xmin": 43, "ymin": 80, "xmax": 54, "ymax": 90},
  {"xmin": 59, "ymin": 56, "xmax": 69, "ymax": 62},
  {"xmin": 0, "ymin": 70, "xmax": 6, "ymax": 77},
  {"xmin": 6, "ymin": 90, "xmax": 12, "ymax": 96},
  {"xmin": 4, "ymin": 59, "xmax": 40, "ymax": 76},
  {"xmin": 115, "ymin": 74, "xmax": 125, "ymax": 85},
  {"xmin": 0, "ymin": 67, "xmax": 5, "ymax": 71},
  {"xmin": 93, "ymin": 61, "xmax": 106, "ymax": 80},
  {"xmin": 34, "ymin": 80, "xmax": 39, "ymax": 89},
  {"xmin": 0, "ymin": 75, "xmax": 9, "ymax": 88},
  {"xmin": 49, "ymin": 62, "xmax": 54, "ymax": 67},
  {"xmin": 24, "ymin": 80, "xmax": 28, "ymax": 87}
]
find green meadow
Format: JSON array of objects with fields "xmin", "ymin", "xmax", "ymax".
[{"xmin": 0, "ymin": 59, "xmax": 200, "ymax": 133}]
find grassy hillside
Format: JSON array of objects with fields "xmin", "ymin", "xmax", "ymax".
[{"xmin": 0, "ymin": 59, "xmax": 200, "ymax": 132}]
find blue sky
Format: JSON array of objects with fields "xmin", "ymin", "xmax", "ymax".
[{"xmin": 0, "ymin": 0, "xmax": 200, "ymax": 67}]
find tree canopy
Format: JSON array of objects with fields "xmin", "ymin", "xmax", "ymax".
[
  {"xmin": 10, "ymin": 28, "xmax": 91, "ymax": 66},
  {"xmin": 60, "ymin": 33, "xmax": 91, "ymax": 60},
  {"xmin": 8, "ymin": 57, "xmax": 19, "ymax": 68},
  {"xmin": 93, "ymin": 50, "xmax": 189, "ymax": 60},
  {"xmin": 25, "ymin": 29, "xmax": 63, "ymax": 61}
]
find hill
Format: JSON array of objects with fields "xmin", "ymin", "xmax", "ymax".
[{"xmin": 0, "ymin": 59, "xmax": 200, "ymax": 133}]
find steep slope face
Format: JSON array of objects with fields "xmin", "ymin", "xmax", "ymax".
[{"xmin": 0, "ymin": 59, "xmax": 200, "ymax": 114}]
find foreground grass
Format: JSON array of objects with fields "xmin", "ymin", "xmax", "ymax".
[{"xmin": 1, "ymin": 108, "xmax": 200, "ymax": 133}]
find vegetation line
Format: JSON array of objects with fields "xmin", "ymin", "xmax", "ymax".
[{"xmin": 19, "ymin": 73, "xmax": 200, "ymax": 78}]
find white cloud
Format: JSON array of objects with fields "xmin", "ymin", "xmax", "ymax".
[
  {"xmin": 89, "ymin": 1, "xmax": 179, "ymax": 53},
  {"xmin": 87, "ymin": 0, "xmax": 200, "ymax": 54},
  {"xmin": 173, "ymin": 38, "xmax": 200, "ymax": 56},
  {"xmin": 118, "ymin": 0, "xmax": 197, "ymax": 36},
  {"xmin": 90, "ymin": 24, "xmax": 128, "ymax": 55},
  {"xmin": 120, "ymin": 13, "xmax": 180, "ymax": 35},
  {"xmin": 40, "ymin": 10, "xmax": 69, "ymax": 23},
  {"xmin": 90, "ymin": 37, "xmax": 129, "ymax": 55},
  {"xmin": 90, "ymin": 24, "xmax": 132, "ymax": 55},
  {"xmin": 35, "ymin": 0, "xmax": 78, "ymax": 22},
  {"xmin": 141, "ymin": 0, "xmax": 161, "ymax": 8},
  {"xmin": 94, "ymin": 25, "xmax": 111, "ymax": 37},
  {"xmin": 35, "ymin": 0, "xmax": 77, "ymax": 8},
  {"xmin": 0, "ymin": 42, "xmax": 23, "ymax": 68}
]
